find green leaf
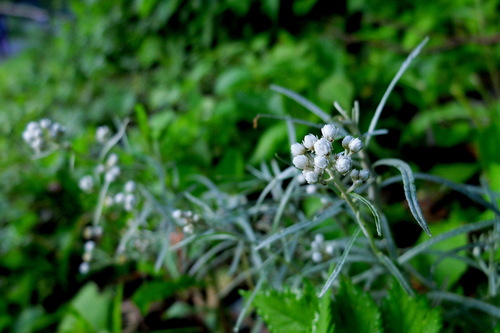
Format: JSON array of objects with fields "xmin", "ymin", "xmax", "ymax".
[
  {"xmin": 318, "ymin": 74, "xmax": 354, "ymax": 111},
  {"xmin": 315, "ymin": 288, "xmax": 335, "ymax": 333},
  {"xmin": 349, "ymin": 192, "xmax": 382, "ymax": 236},
  {"xmin": 251, "ymin": 287, "xmax": 319, "ymax": 333},
  {"xmin": 381, "ymin": 282, "xmax": 441, "ymax": 333},
  {"xmin": 215, "ymin": 68, "xmax": 252, "ymax": 95},
  {"xmin": 374, "ymin": 158, "xmax": 431, "ymax": 236},
  {"xmin": 293, "ymin": 0, "xmax": 318, "ymax": 15},
  {"xmin": 331, "ymin": 279, "xmax": 382, "ymax": 333},
  {"xmin": 250, "ymin": 123, "xmax": 288, "ymax": 164},
  {"xmin": 135, "ymin": 104, "xmax": 150, "ymax": 144}
]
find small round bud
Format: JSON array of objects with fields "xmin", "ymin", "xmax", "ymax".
[
  {"xmin": 124, "ymin": 180, "xmax": 136, "ymax": 193},
  {"xmin": 314, "ymin": 234, "xmax": 324, "ymax": 243},
  {"xmin": 359, "ymin": 169, "xmax": 370, "ymax": 181},
  {"xmin": 105, "ymin": 166, "xmax": 120, "ymax": 183},
  {"xmin": 124, "ymin": 194, "xmax": 136, "ymax": 211},
  {"xmin": 305, "ymin": 184, "xmax": 317, "ymax": 194},
  {"xmin": 93, "ymin": 226, "xmax": 103, "ymax": 237},
  {"xmin": 342, "ymin": 135, "xmax": 353, "ymax": 149},
  {"xmin": 79, "ymin": 262, "xmax": 90, "ymax": 274},
  {"xmin": 39, "ymin": 118, "xmax": 52, "ymax": 129},
  {"xmin": 291, "ymin": 143, "xmax": 306, "ymax": 156},
  {"xmin": 106, "ymin": 153, "xmax": 118, "ymax": 168},
  {"xmin": 314, "ymin": 138, "xmax": 332, "ymax": 156},
  {"xmin": 173, "ymin": 209, "xmax": 182, "ymax": 219},
  {"xmin": 304, "ymin": 170, "xmax": 319, "ymax": 184},
  {"xmin": 335, "ymin": 155, "xmax": 352, "ymax": 174},
  {"xmin": 96, "ymin": 126, "xmax": 111, "ymax": 143},
  {"xmin": 312, "ymin": 251, "xmax": 323, "ymax": 263},
  {"xmin": 82, "ymin": 251, "xmax": 92, "ymax": 262},
  {"xmin": 472, "ymin": 246, "xmax": 481, "ymax": 257},
  {"xmin": 350, "ymin": 169, "xmax": 360, "ymax": 181},
  {"xmin": 114, "ymin": 192, "xmax": 125, "ymax": 204},
  {"xmin": 303, "ymin": 134, "xmax": 319, "ymax": 150},
  {"xmin": 84, "ymin": 241, "xmax": 95, "ymax": 252},
  {"xmin": 321, "ymin": 124, "xmax": 338, "ymax": 141},
  {"xmin": 79, "ymin": 175, "xmax": 94, "ymax": 193},
  {"xmin": 348, "ymin": 137, "xmax": 364, "ymax": 153},
  {"xmin": 183, "ymin": 224, "xmax": 194, "ymax": 234},
  {"xmin": 325, "ymin": 244, "xmax": 335, "ymax": 255},
  {"xmin": 293, "ymin": 155, "xmax": 309, "ymax": 169},
  {"xmin": 314, "ymin": 156, "xmax": 329, "ymax": 169}
]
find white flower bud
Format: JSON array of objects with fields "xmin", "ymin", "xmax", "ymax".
[
  {"xmin": 312, "ymin": 251, "xmax": 323, "ymax": 263},
  {"xmin": 183, "ymin": 224, "xmax": 194, "ymax": 234},
  {"xmin": 173, "ymin": 209, "xmax": 182, "ymax": 219},
  {"xmin": 49, "ymin": 123, "xmax": 65, "ymax": 140},
  {"xmin": 291, "ymin": 143, "xmax": 306, "ymax": 156},
  {"xmin": 325, "ymin": 244, "xmax": 334, "ymax": 255},
  {"xmin": 95, "ymin": 164, "xmax": 105, "ymax": 173},
  {"xmin": 304, "ymin": 170, "xmax": 319, "ymax": 184},
  {"xmin": 124, "ymin": 194, "xmax": 136, "ymax": 211},
  {"xmin": 293, "ymin": 155, "xmax": 309, "ymax": 169},
  {"xmin": 296, "ymin": 173, "xmax": 306, "ymax": 184},
  {"xmin": 96, "ymin": 126, "xmax": 110, "ymax": 143},
  {"xmin": 114, "ymin": 192, "xmax": 125, "ymax": 204},
  {"xmin": 79, "ymin": 175, "xmax": 94, "ymax": 193},
  {"xmin": 472, "ymin": 246, "xmax": 481, "ymax": 257},
  {"xmin": 93, "ymin": 226, "xmax": 103, "ymax": 237},
  {"xmin": 314, "ymin": 137, "xmax": 332, "ymax": 156},
  {"xmin": 350, "ymin": 169, "xmax": 360, "ymax": 181},
  {"xmin": 348, "ymin": 137, "xmax": 364, "ymax": 153},
  {"xmin": 39, "ymin": 118, "xmax": 52, "ymax": 129},
  {"xmin": 314, "ymin": 234, "xmax": 324, "ymax": 243},
  {"xmin": 79, "ymin": 262, "xmax": 90, "ymax": 274},
  {"xmin": 26, "ymin": 122, "xmax": 40, "ymax": 133},
  {"xmin": 104, "ymin": 196, "xmax": 114, "ymax": 206},
  {"xmin": 106, "ymin": 153, "xmax": 118, "ymax": 167},
  {"xmin": 105, "ymin": 166, "xmax": 120, "ymax": 183},
  {"xmin": 305, "ymin": 184, "xmax": 317, "ymax": 194},
  {"xmin": 82, "ymin": 251, "xmax": 92, "ymax": 262},
  {"xmin": 359, "ymin": 169, "xmax": 370, "ymax": 181},
  {"xmin": 321, "ymin": 124, "xmax": 338, "ymax": 141},
  {"xmin": 124, "ymin": 180, "xmax": 136, "ymax": 193},
  {"xmin": 303, "ymin": 134, "xmax": 318, "ymax": 150},
  {"xmin": 335, "ymin": 155, "xmax": 352, "ymax": 174},
  {"xmin": 342, "ymin": 135, "xmax": 353, "ymax": 149},
  {"xmin": 314, "ymin": 156, "xmax": 329, "ymax": 169},
  {"xmin": 84, "ymin": 240, "xmax": 95, "ymax": 252}
]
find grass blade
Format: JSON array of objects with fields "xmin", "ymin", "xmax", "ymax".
[
  {"xmin": 366, "ymin": 37, "xmax": 429, "ymax": 146},
  {"xmin": 319, "ymin": 228, "xmax": 361, "ymax": 297},
  {"xmin": 374, "ymin": 158, "xmax": 431, "ymax": 236},
  {"xmin": 428, "ymin": 291, "xmax": 500, "ymax": 318},
  {"xmin": 350, "ymin": 192, "xmax": 382, "ymax": 236},
  {"xmin": 398, "ymin": 219, "xmax": 500, "ymax": 264}
]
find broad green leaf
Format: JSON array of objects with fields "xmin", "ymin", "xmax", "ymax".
[
  {"xmin": 251, "ymin": 287, "xmax": 319, "ymax": 333},
  {"xmin": 331, "ymin": 279, "xmax": 382, "ymax": 333},
  {"xmin": 215, "ymin": 68, "xmax": 252, "ymax": 95},
  {"xmin": 381, "ymin": 282, "xmax": 441, "ymax": 333},
  {"xmin": 293, "ymin": 0, "xmax": 319, "ymax": 15},
  {"xmin": 318, "ymin": 74, "xmax": 354, "ymax": 111}
]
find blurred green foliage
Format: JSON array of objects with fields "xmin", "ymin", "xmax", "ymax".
[{"xmin": 1, "ymin": 0, "xmax": 500, "ymax": 331}]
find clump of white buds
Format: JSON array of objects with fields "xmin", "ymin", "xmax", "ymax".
[
  {"xmin": 96, "ymin": 153, "xmax": 121, "ymax": 183},
  {"xmin": 310, "ymin": 233, "xmax": 335, "ymax": 263},
  {"xmin": 172, "ymin": 209, "xmax": 200, "ymax": 234},
  {"xmin": 114, "ymin": 180, "xmax": 137, "ymax": 212},
  {"xmin": 290, "ymin": 124, "xmax": 370, "ymax": 186},
  {"xmin": 95, "ymin": 125, "xmax": 111, "ymax": 143},
  {"xmin": 22, "ymin": 118, "xmax": 65, "ymax": 153}
]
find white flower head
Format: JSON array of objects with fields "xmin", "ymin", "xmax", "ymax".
[
  {"xmin": 183, "ymin": 224, "xmax": 194, "ymax": 234},
  {"xmin": 303, "ymin": 134, "xmax": 319, "ymax": 150},
  {"xmin": 314, "ymin": 156, "xmax": 329, "ymax": 169},
  {"xmin": 303, "ymin": 170, "xmax": 319, "ymax": 184},
  {"xmin": 79, "ymin": 175, "xmax": 94, "ymax": 193},
  {"xmin": 325, "ymin": 243, "xmax": 335, "ymax": 255},
  {"xmin": 312, "ymin": 251, "xmax": 323, "ymax": 263},
  {"xmin": 359, "ymin": 169, "xmax": 370, "ymax": 181},
  {"xmin": 172, "ymin": 209, "xmax": 182, "ymax": 219},
  {"xmin": 105, "ymin": 166, "xmax": 120, "ymax": 183},
  {"xmin": 348, "ymin": 137, "xmax": 364, "ymax": 153},
  {"xmin": 124, "ymin": 180, "xmax": 136, "ymax": 193},
  {"xmin": 96, "ymin": 126, "xmax": 111, "ymax": 143},
  {"xmin": 39, "ymin": 118, "xmax": 52, "ymax": 129},
  {"xmin": 79, "ymin": 262, "xmax": 90, "ymax": 274},
  {"xmin": 84, "ymin": 240, "xmax": 95, "ymax": 252},
  {"xmin": 305, "ymin": 184, "xmax": 317, "ymax": 194},
  {"xmin": 314, "ymin": 234, "xmax": 324, "ymax": 243},
  {"xmin": 114, "ymin": 192, "xmax": 125, "ymax": 204},
  {"xmin": 293, "ymin": 155, "xmax": 309, "ymax": 169},
  {"xmin": 321, "ymin": 124, "xmax": 338, "ymax": 141},
  {"xmin": 291, "ymin": 143, "xmax": 306, "ymax": 156},
  {"xmin": 342, "ymin": 135, "xmax": 353, "ymax": 149},
  {"xmin": 124, "ymin": 194, "xmax": 136, "ymax": 211},
  {"xmin": 314, "ymin": 137, "xmax": 332, "ymax": 156},
  {"xmin": 106, "ymin": 153, "xmax": 118, "ymax": 168},
  {"xmin": 335, "ymin": 155, "xmax": 352, "ymax": 174}
]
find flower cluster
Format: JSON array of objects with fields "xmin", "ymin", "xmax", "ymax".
[
  {"xmin": 114, "ymin": 180, "xmax": 137, "ymax": 212},
  {"xmin": 291, "ymin": 124, "xmax": 370, "ymax": 186},
  {"xmin": 96, "ymin": 153, "xmax": 121, "ymax": 183},
  {"xmin": 310, "ymin": 234, "xmax": 335, "ymax": 263},
  {"xmin": 79, "ymin": 225, "xmax": 103, "ymax": 274},
  {"xmin": 172, "ymin": 209, "xmax": 200, "ymax": 234},
  {"xmin": 22, "ymin": 118, "xmax": 65, "ymax": 153}
]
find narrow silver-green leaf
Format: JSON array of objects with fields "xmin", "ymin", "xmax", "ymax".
[
  {"xmin": 270, "ymin": 84, "xmax": 331, "ymax": 122},
  {"xmin": 319, "ymin": 228, "xmax": 361, "ymax": 297},
  {"xmin": 350, "ymin": 192, "xmax": 382, "ymax": 236},
  {"xmin": 398, "ymin": 219, "xmax": 500, "ymax": 264},
  {"xmin": 365, "ymin": 37, "xmax": 429, "ymax": 146},
  {"xmin": 374, "ymin": 158, "xmax": 431, "ymax": 236},
  {"xmin": 428, "ymin": 291, "xmax": 500, "ymax": 318},
  {"xmin": 378, "ymin": 253, "xmax": 414, "ymax": 296}
]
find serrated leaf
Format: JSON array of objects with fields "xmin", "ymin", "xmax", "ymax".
[
  {"xmin": 315, "ymin": 288, "xmax": 335, "ymax": 333},
  {"xmin": 251, "ymin": 287, "xmax": 319, "ymax": 333},
  {"xmin": 331, "ymin": 279, "xmax": 382, "ymax": 333},
  {"xmin": 374, "ymin": 158, "xmax": 431, "ymax": 236},
  {"xmin": 381, "ymin": 282, "xmax": 442, "ymax": 333}
]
